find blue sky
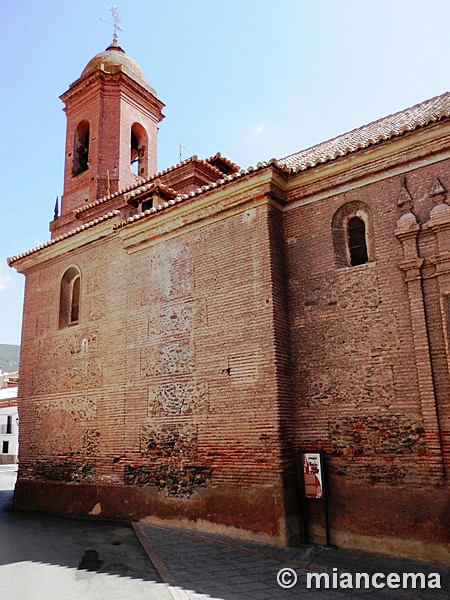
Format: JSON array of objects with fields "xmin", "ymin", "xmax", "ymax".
[{"xmin": 2, "ymin": 0, "xmax": 450, "ymax": 345}]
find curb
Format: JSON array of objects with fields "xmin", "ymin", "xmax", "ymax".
[{"xmin": 132, "ymin": 523, "xmax": 191, "ymax": 600}]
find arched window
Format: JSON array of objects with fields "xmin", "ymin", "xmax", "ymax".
[
  {"xmin": 332, "ymin": 201, "xmax": 373, "ymax": 268},
  {"xmin": 347, "ymin": 216, "xmax": 368, "ymax": 266},
  {"xmin": 59, "ymin": 267, "xmax": 81, "ymax": 328},
  {"xmin": 73, "ymin": 120, "xmax": 90, "ymax": 176},
  {"xmin": 130, "ymin": 123, "xmax": 148, "ymax": 177}
]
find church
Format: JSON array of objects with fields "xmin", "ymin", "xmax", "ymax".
[{"xmin": 8, "ymin": 38, "xmax": 449, "ymax": 563}]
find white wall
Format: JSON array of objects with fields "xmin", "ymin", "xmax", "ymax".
[{"xmin": 0, "ymin": 387, "xmax": 19, "ymax": 462}]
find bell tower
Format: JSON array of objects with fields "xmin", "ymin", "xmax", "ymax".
[{"xmin": 52, "ymin": 40, "xmax": 165, "ymax": 238}]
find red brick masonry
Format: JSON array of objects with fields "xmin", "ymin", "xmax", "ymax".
[{"xmin": 9, "ymin": 46, "xmax": 450, "ymax": 563}]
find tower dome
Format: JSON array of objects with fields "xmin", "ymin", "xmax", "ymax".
[{"xmin": 80, "ymin": 40, "xmax": 149, "ymax": 87}]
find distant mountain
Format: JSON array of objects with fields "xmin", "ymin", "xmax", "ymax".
[{"xmin": 0, "ymin": 344, "xmax": 20, "ymax": 372}]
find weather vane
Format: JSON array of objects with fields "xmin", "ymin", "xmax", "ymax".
[{"xmin": 108, "ymin": 5, "xmax": 123, "ymax": 42}]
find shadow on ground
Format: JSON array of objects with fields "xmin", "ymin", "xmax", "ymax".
[{"xmin": 0, "ymin": 488, "xmax": 163, "ymax": 584}]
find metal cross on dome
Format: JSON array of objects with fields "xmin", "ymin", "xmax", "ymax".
[{"xmin": 108, "ymin": 5, "xmax": 124, "ymax": 42}]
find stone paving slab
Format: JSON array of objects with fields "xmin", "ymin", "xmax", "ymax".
[{"xmin": 134, "ymin": 523, "xmax": 449, "ymax": 600}]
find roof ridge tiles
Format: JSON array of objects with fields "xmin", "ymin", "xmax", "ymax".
[
  {"xmin": 278, "ymin": 91, "xmax": 450, "ymax": 172},
  {"xmin": 204, "ymin": 152, "xmax": 240, "ymax": 172}
]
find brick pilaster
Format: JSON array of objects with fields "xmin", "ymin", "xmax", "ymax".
[
  {"xmin": 395, "ymin": 214, "xmax": 445, "ymax": 480},
  {"xmin": 426, "ymin": 202, "xmax": 450, "ymax": 475}
]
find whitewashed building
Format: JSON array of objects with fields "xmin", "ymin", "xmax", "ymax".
[{"xmin": 0, "ymin": 387, "xmax": 18, "ymax": 464}]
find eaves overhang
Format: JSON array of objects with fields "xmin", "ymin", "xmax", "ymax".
[
  {"xmin": 7, "ymin": 164, "xmax": 288, "ymax": 271},
  {"xmin": 8, "ymin": 212, "xmax": 121, "ymax": 273},
  {"xmin": 283, "ymin": 117, "xmax": 450, "ymax": 206}
]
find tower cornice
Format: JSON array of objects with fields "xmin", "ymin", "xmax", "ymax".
[{"xmin": 60, "ymin": 69, "xmax": 164, "ymax": 116}]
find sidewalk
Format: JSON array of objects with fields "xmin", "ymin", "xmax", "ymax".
[
  {"xmin": 134, "ymin": 523, "xmax": 449, "ymax": 600},
  {"xmin": 1, "ymin": 465, "xmax": 447, "ymax": 599}
]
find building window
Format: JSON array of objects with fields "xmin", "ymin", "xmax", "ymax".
[
  {"xmin": 59, "ymin": 266, "xmax": 81, "ymax": 328},
  {"xmin": 6, "ymin": 416, "xmax": 12, "ymax": 435},
  {"xmin": 332, "ymin": 201, "xmax": 374, "ymax": 268},
  {"xmin": 130, "ymin": 123, "xmax": 148, "ymax": 177},
  {"xmin": 348, "ymin": 216, "xmax": 368, "ymax": 266},
  {"xmin": 2, "ymin": 441, "xmax": 9, "ymax": 454},
  {"xmin": 73, "ymin": 120, "xmax": 90, "ymax": 176}
]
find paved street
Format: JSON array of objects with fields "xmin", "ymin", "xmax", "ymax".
[
  {"xmin": 134, "ymin": 524, "xmax": 449, "ymax": 600},
  {"xmin": 0, "ymin": 465, "xmax": 448, "ymax": 599},
  {"xmin": 0, "ymin": 465, "xmax": 172, "ymax": 600}
]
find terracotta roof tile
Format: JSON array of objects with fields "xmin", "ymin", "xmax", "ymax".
[
  {"xmin": 126, "ymin": 181, "xmax": 178, "ymax": 204},
  {"xmin": 205, "ymin": 152, "xmax": 240, "ymax": 174},
  {"xmin": 7, "ymin": 211, "xmax": 120, "ymax": 265},
  {"xmin": 277, "ymin": 92, "xmax": 450, "ymax": 171},
  {"xmin": 75, "ymin": 155, "xmax": 233, "ymax": 217},
  {"xmin": 8, "ymin": 160, "xmax": 276, "ymax": 265},
  {"xmin": 114, "ymin": 160, "xmax": 277, "ymax": 230}
]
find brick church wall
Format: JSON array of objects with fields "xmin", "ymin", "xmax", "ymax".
[
  {"xmin": 15, "ymin": 200, "xmax": 295, "ymax": 542},
  {"xmin": 15, "ymin": 158, "xmax": 450, "ymax": 559},
  {"xmin": 284, "ymin": 158, "xmax": 449, "ymax": 553}
]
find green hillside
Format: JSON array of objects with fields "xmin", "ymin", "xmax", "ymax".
[{"xmin": 0, "ymin": 344, "xmax": 20, "ymax": 372}]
